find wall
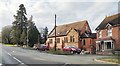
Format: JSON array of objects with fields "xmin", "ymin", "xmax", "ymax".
[{"xmin": 96, "ymin": 26, "xmax": 120, "ymax": 50}]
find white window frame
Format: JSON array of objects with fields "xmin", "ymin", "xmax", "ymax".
[
  {"xmin": 104, "ymin": 40, "xmax": 114, "ymax": 50},
  {"xmin": 99, "ymin": 30, "xmax": 102, "ymax": 38},
  {"xmin": 108, "ymin": 28, "xmax": 112, "ymax": 37}
]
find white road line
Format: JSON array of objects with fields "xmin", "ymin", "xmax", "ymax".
[
  {"xmin": 12, "ymin": 57, "xmax": 24, "ymax": 64},
  {"xmin": 7, "ymin": 52, "xmax": 25, "ymax": 64},
  {"xmin": 7, "ymin": 53, "xmax": 12, "ymax": 56}
]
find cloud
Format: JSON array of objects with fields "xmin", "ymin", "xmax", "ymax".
[{"xmin": 0, "ymin": 0, "xmax": 119, "ymax": 33}]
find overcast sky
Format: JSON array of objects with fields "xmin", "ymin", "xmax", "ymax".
[{"xmin": 0, "ymin": 0, "xmax": 119, "ymax": 33}]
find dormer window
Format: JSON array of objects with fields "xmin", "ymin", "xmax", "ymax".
[
  {"xmin": 99, "ymin": 30, "xmax": 102, "ymax": 38},
  {"xmin": 106, "ymin": 23, "xmax": 112, "ymax": 37},
  {"xmin": 107, "ymin": 26, "xmax": 112, "ymax": 36}
]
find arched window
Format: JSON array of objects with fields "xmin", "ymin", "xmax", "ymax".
[
  {"xmin": 82, "ymin": 39, "xmax": 86, "ymax": 45},
  {"xmin": 70, "ymin": 36, "xmax": 75, "ymax": 42}
]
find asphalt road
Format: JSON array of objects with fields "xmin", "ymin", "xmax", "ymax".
[{"xmin": 1, "ymin": 44, "xmax": 118, "ymax": 66}]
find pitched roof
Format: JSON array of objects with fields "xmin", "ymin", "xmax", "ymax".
[
  {"xmin": 95, "ymin": 13, "xmax": 120, "ymax": 30},
  {"xmin": 80, "ymin": 33, "xmax": 96, "ymax": 39},
  {"xmin": 48, "ymin": 20, "xmax": 87, "ymax": 37}
]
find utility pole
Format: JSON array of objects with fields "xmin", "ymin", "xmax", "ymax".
[
  {"xmin": 27, "ymin": 26, "xmax": 29, "ymax": 47},
  {"xmin": 38, "ymin": 33, "xmax": 40, "ymax": 45},
  {"xmin": 54, "ymin": 14, "xmax": 57, "ymax": 51}
]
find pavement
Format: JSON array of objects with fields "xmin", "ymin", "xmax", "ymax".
[{"xmin": 1, "ymin": 44, "xmax": 119, "ymax": 66}]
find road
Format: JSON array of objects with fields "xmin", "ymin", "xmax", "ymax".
[{"xmin": 1, "ymin": 44, "xmax": 118, "ymax": 66}]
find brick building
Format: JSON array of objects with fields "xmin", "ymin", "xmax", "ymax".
[
  {"xmin": 95, "ymin": 13, "xmax": 120, "ymax": 54},
  {"xmin": 46, "ymin": 20, "xmax": 96, "ymax": 54}
]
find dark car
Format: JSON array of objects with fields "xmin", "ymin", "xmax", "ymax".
[
  {"xmin": 35, "ymin": 44, "xmax": 49, "ymax": 51},
  {"xmin": 63, "ymin": 46, "xmax": 81, "ymax": 54}
]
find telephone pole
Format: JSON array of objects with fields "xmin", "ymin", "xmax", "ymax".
[{"xmin": 54, "ymin": 14, "xmax": 57, "ymax": 51}]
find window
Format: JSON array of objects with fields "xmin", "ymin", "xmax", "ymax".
[
  {"xmin": 56, "ymin": 38, "xmax": 60, "ymax": 43},
  {"xmin": 85, "ymin": 26, "xmax": 88, "ymax": 31},
  {"xmin": 99, "ymin": 31, "xmax": 102, "ymax": 38},
  {"xmin": 64, "ymin": 37, "xmax": 68, "ymax": 43},
  {"xmin": 106, "ymin": 42, "xmax": 112, "ymax": 49},
  {"xmin": 70, "ymin": 36, "xmax": 75, "ymax": 42},
  {"xmin": 49, "ymin": 39, "xmax": 53, "ymax": 43},
  {"xmin": 108, "ymin": 27, "xmax": 112, "ymax": 36},
  {"xmin": 82, "ymin": 39, "xmax": 86, "ymax": 45}
]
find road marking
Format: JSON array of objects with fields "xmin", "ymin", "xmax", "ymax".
[
  {"xmin": 7, "ymin": 52, "xmax": 25, "ymax": 64},
  {"xmin": 7, "ymin": 53, "xmax": 12, "ymax": 56},
  {"xmin": 12, "ymin": 57, "xmax": 24, "ymax": 64}
]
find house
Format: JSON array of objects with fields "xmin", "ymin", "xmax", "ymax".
[
  {"xmin": 46, "ymin": 20, "xmax": 96, "ymax": 54},
  {"xmin": 95, "ymin": 13, "xmax": 120, "ymax": 55}
]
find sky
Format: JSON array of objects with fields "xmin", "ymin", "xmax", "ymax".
[{"xmin": 0, "ymin": 0, "xmax": 119, "ymax": 33}]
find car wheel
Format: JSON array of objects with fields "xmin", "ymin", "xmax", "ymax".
[
  {"xmin": 70, "ymin": 51, "xmax": 74, "ymax": 54},
  {"xmin": 77, "ymin": 52, "xmax": 80, "ymax": 54},
  {"xmin": 36, "ymin": 48, "xmax": 38, "ymax": 50}
]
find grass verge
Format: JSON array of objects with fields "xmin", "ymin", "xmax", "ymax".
[
  {"xmin": 98, "ymin": 57, "xmax": 120, "ymax": 64},
  {"xmin": 2, "ymin": 43, "xmax": 16, "ymax": 46}
]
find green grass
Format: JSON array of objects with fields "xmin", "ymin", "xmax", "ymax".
[
  {"xmin": 2, "ymin": 43, "xmax": 16, "ymax": 46},
  {"xmin": 47, "ymin": 49, "xmax": 73, "ymax": 55},
  {"xmin": 98, "ymin": 57, "xmax": 120, "ymax": 64}
]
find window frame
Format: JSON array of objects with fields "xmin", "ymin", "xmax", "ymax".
[
  {"xmin": 106, "ymin": 42, "xmax": 112, "ymax": 49},
  {"xmin": 49, "ymin": 39, "xmax": 53, "ymax": 43},
  {"xmin": 98, "ymin": 30, "xmax": 102, "ymax": 38},
  {"xmin": 64, "ymin": 37, "xmax": 68, "ymax": 43},
  {"xmin": 56, "ymin": 38, "xmax": 60, "ymax": 43},
  {"xmin": 70, "ymin": 36, "xmax": 75, "ymax": 42},
  {"xmin": 107, "ymin": 27, "xmax": 112, "ymax": 36},
  {"xmin": 82, "ymin": 39, "xmax": 86, "ymax": 46}
]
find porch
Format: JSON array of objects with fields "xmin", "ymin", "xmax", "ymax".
[{"xmin": 96, "ymin": 37, "xmax": 115, "ymax": 55}]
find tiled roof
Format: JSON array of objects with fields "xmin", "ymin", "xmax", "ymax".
[
  {"xmin": 80, "ymin": 33, "xmax": 96, "ymax": 39},
  {"xmin": 48, "ymin": 20, "xmax": 87, "ymax": 37},
  {"xmin": 95, "ymin": 13, "xmax": 120, "ymax": 30}
]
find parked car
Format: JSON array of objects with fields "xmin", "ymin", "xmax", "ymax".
[
  {"xmin": 63, "ymin": 46, "xmax": 81, "ymax": 54},
  {"xmin": 35, "ymin": 44, "xmax": 49, "ymax": 51}
]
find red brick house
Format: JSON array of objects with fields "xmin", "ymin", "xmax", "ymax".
[
  {"xmin": 46, "ymin": 20, "xmax": 96, "ymax": 54},
  {"xmin": 95, "ymin": 13, "xmax": 120, "ymax": 54}
]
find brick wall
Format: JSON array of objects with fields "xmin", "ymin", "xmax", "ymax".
[
  {"xmin": 96, "ymin": 26, "xmax": 120, "ymax": 50},
  {"xmin": 112, "ymin": 26, "xmax": 120, "ymax": 50}
]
